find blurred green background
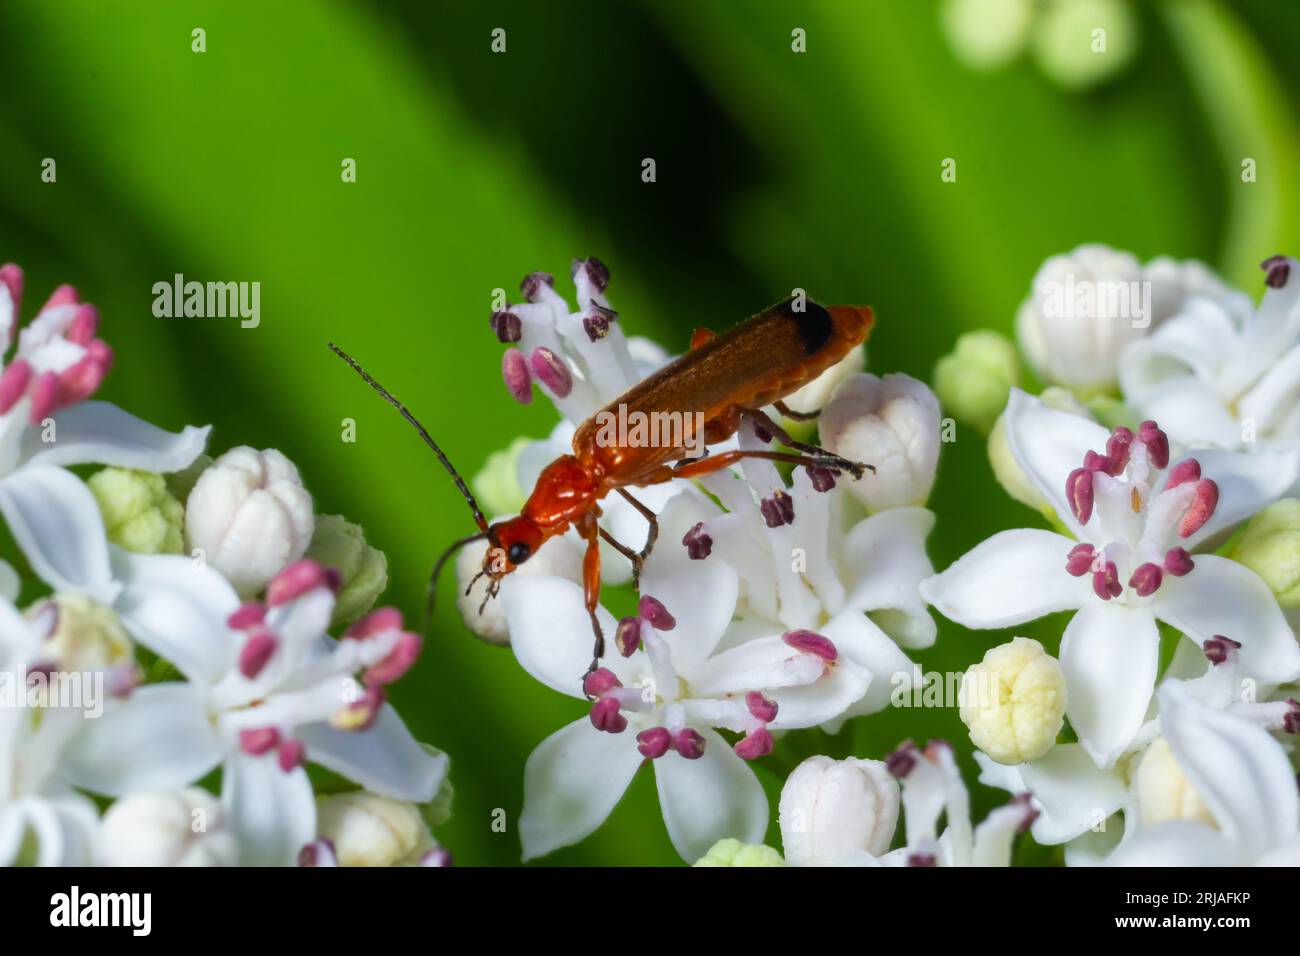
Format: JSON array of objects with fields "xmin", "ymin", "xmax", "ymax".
[{"xmin": 1, "ymin": 0, "xmax": 1297, "ymax": 866}]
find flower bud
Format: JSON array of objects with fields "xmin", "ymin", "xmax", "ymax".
[
  {"xmin": 1134, "ymin": 736, "xmax": 1215, "ymax": 828},
  {"xmin": 932, "ymin": 330, "xmax": 1020, "ymax": 434},
  {"xmin": 305, "ymin": 514, "xmax": 389, "ymax": 627},
  {"xmin": 778, "ymin": 755, "xmax": 900, "ymax": 866},
  {"xmin": 1031, "ymin": 0, "xmax": 1136, "ymax": 91},
  {"xmin": 315, "ymin": 792, "xmax": 434, "ymax": 867},
  {"xmin": 1015, "ymin": 244, "xmax": 1147, "ymax": 392},
  {"xmin": 692, "ymin": 837, "xmax": 785, "ymax": 867},
  {"xmin": 95, "ymin": 788, "xmax": 239, "ymax": 866},
  {"xmin": 819, "ymin": 373, "xmax": 941, "ymax": 511},
  {"xmin": 88, "ymin": 467, "xmax": 184, "ymax": 555},
  {"xmin": 940, "ymin": 0, "xmax": 1034, "ymax": 71},
  {"xmin": 1228, "ymin": 499, "xmax": 1300, "ymax": 608},
  {"xmin": 454, "ymin": 531, "xmax": 583, "ymax": 644},
  {"xmin": 470, "ymin": 436, "xmax": 531, "ymax": 519},
  {"xmin": 31, "ymin": 593, "xmax": 133, "ymax": 672},
  {"xmin": 959, "ymin": 637, "xmax": 1066, "ymax": 765},
  {"xmin": 184, "ymin": 446, "xmax": 314, "ymax": 597}
]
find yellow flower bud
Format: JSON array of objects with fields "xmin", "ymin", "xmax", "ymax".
[
  {"xmin": 315, "ymin": 792, "xmax": 434, "ymax": 867},
  {"xmin": 88, "ymin": 467, "xmax": 185, "ymax": 555},
  {"xmin": 1134, "ymin": 737, "xmax": 1215, "ymax": 828},
  {"xmin": 960, "ymin": 637, "xmax": 1066, "ymax": 765},
  {"xmin": 32, "ymin": 593, "xmax": 133, "ymax": 672},
  {"xmin": 1229, "ymin": 499, "xmax": 1300, "ymax": 608},
  {"xmin": 692, "ymin": 838, "xmax": 784, "ymax": 867}
]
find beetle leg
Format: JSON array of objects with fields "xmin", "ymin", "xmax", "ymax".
[
  {"xmin": 578, "ymin": 513, "xmax": 605, "ymax": 687},
  {"xmin": 615, "ymin": 488, "xmax": 659, "ymax": 580},
  {"xmin": 598, "ymin": 526, "xmax": 644, "ymax": 585},
  {"xmin": 774, "ymin": 399, "xmax": 820, "ymax": 422},
  {"xmin": 669, "ymin": 448, "xmax": 869, "ymax": 481},
  {"xmin": 740, "ymin": 406, "xmax": 871, "ymax": 479}
]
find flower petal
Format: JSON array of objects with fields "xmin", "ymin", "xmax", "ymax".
[
  {"xmin": 1104, "ymin": 820, "xmax": 1242, "ymax": 867},
  {"xmin": 841, "ymin": 506, "xmax": 937, "ymax": 649},
  {"xmin": 1060, "ymin": 602, "xmax": 1159, "ymax": 768},
  {"xmin": 819, "ymin": 610, "xmax": 913, "ymax": 718},
  {"xmin": 222, "ymin": 752, "xmax": 316, "ymax": 867},
  {"xmin": 1125, "ymin": 376, "xmax": 1244, "ymax": 451},
  {"xmin": 503, "ymin": 576, "xmax": 628, "ymax": 697},
  {"xmin": 0, "ymin": 465, "xmax": 117, "ymax": 601},
  {"xmin": 1155, "ymin": 555, "xmax": 1300, "ymax": 684},
  {"xmin": 993, "ymin": 744, "xmax": 1127, "ymax": 845},
  {"xmin": 1158, "ymin": 680, "xmax": 1299, "ymax": 858},
  {"xmin": 61, "ymin": 684, "xmax": 225, "ymax": 796},
  {"xmin": 654, "ymin": 728, "xmax": 767, "ymax": 863},
  {"xmin": 21, "ymin": 401, "xmax": 210, "ymax": 472},
  {"xmin": 519, "ymin": 717, "xmax": 643, "ymax": 861},
  {"xmin": 1003, "ymin": 389, "xmax": 1111, "ymax": 538},
  {"xmin": 112, "ymin": 549, "xmax": 241, "ymax": 684},
  {"xmin": 921, "ymin": 529, "xmax": 1086, "ymax": 629},
  {"xmin": 297, "ymin": 705, "xmax": 447, "ymax": 803}
]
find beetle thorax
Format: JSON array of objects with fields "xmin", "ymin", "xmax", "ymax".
[{"xmin": 523, "ymin": 455, "xmax": 603, "ymax": 529}]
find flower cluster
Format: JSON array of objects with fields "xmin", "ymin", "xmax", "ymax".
[{"xmin": 0, "ymin": 264, "xmax": 448, "ymax": 867}]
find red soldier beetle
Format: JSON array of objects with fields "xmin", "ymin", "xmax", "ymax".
[{"xmin": 329, "ymin": 293, "xmax": 874, "ymax": 688}]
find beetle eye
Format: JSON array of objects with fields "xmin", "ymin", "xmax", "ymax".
[{"xmin": 508, "ymin": 542, "xmax": 532, "ymax": 565}]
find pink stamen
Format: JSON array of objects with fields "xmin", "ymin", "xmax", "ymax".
[
  {"xmin": 1012, "ymin": 792, "xmax": 1040, "ymax": 834},
  {"xmin": 1202, "ymin": 635, "xmax": 1242, "ymax": 666},
  {"xmin": 637, "ymin": 595, "xmax": 676, "ymax": 631},
  {"xmin": 1105, "ymin": 427, "xmax": 1134, "ymax": 474},
  {"xmin": 1065, "ymin": 467, "xmax": 1094, "ymax": 524},
  {"xmin": 1165, "ymin": 458, "xmax": 1201, "ymax": 490},
  {"xmin": 614, "ymin": 616, "xmax": 641, "ymax": 657},
  {"xmin": 364, "ymin": 631, "xmax": 422, "ymax": 686},
  {"xmin": 345, "ymin": 606, "xmax": 404, "ymax": 640},
  {"xmin": 759, "ymin": 490, "xmax": 795, "ymax": 528},
  {"xmin": 1128, "ymin": 562, "xmax": 1162, "ymax": 597},
  {"xmin": 239, "ymin": 727, "xmax": 280, "ymax": 756},
  {"xmin": 1138, "ymin": 421, "xmax": 1170, "ymax": 469},
  {"xmin": 1284, "ymin": 700, "xmax": 1300, "ymax": 735},
  {"xmin": 1164, "ymin": 547, "xmax": 1194, "ymax": 576},
  {"xmin": 238, "ymin": 629, "xmax": 278, "ymax": 679},
  {"xmin": 27, "ymin": 371, "xmax": 57, "ymax": 424},
  {"xmin": 330, "ymin": 685, "xmax": 385, "ymax": 732},
  {"xmin": 672, "ymin": 728, "xmax": 706, "ymax": 759},
  {"xmin": 636, "ymin": 726, "xmax": 672, "ymax": 759},
  {"xmin": 0, "ymin": 264, "xmax": 23, "ymax": 332},
  {"xmin": 519, "ymin": 271, "xmax": 555, "ymax": 303},
  {"xmin": 885, "ymin": 740, "xmax": 920, "ymax": 778},
  {"xmin": 734, "ymin": 728, "xmax": 774, "ymax": 761},
  {"xmin": 589, "ymin": 697, "xmax": 627, "ymax": 734},
  {"xmin": 41, "ymin": 284, "xmax": 79, "ymax": 311},
  {"xmin": 782, "ymin": 629, "xmax": 837, "ymax": 662},
  {"xmin": 583, "ymin": 667, "xmax": 621, "ymax": 698},
  {"xmin": 574, "ymin": 257, "xmax": 611, "ymax": 293},
  {"xmin": 227, "ymin": 602, "xmax": 267, "ymax": 630},
  {"xmin": 266, "ymin": 559, "xmax": 337, "ymax": 606},
  {"xmin": 807, "ymin": 464, "xmax": 839, "ymax": 492},
  {"xmin": 529, "ymin": 347, "xmax": 573, "ymax": 398},
  {"xmin": 1083, "ymin": 450, "xmax": 1113, "ymax": 475},
  {"xmin": 502, "ymin": 348, "xmax": 533, "ymax": 404},
  {"xmin": 1262, "ymin": 255, "xmax": 1291, "ymax": 289},
  {"xmin": 1178, "ymin": 480, "xmax": 1219, "ymax": 538},
  {"xmin": 1065, "ymin": 543, "xmax": 1096, "ymax": 577},
  {"xmin": 0, "ymin": 359, "xmax": 32, "ymax": 415},
  {"xmin": 682, "ymin": 522, "xmax": 713, "ymax": 560},
  {"xmin": 1092, "ymin": 561, "xmax": 1122, "ymax": 600},
  {"xmin": 299, "ymin": 838, "xmax": 338, "ymax": 867},
  {"xmin": 746, "ymin": 691, "xmax": 779, "ymax": 723},
  {"xmin": 277, "ymin": 738, "xmax": 306, "ymax": 772},
  {"xmin": 56, "ymin": 339, "xmax": 113, "ymax": 406},
  {"xmin": 67, "ymin": 304, "xmax": 99, "ymax": 345},
  {"xmin": 489, "ymin": 310, "xmax": 522, "ymax": 343}
]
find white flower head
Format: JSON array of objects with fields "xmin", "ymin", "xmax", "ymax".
[
  {"xmin": 778, "ymin": 755, "xmax": 899, "ymax": 866},
  {"xmin": 1120, "ymin": 255, "xmax": 1300, "ymax": 455},
  {"xmin": 0, "ymin": 264, "xmax": 209, "ymax": 595},
  {"xmin": 185, "ymin": 446, "xmax": 315, "ymax": 597},
  {"xmin": 95, "ymin": 787, "xmax": 238, "ymax": 866},
  {"xmin": 504, "ymin": 561, "xmax": 872, "ymax": 862},
  {"xmin": 923, "ymin": 389, "xmax": 1300, "ymax": 767},
  {"xmin": 819, "ymin": 372, "xmax": 941, "ymax": 511},
  {"xmin": 61, "ymin": 557, "xmax": 447, "ymax": 866}
]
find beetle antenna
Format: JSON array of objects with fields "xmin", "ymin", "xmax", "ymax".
[
  {"xmin": 328, "ymin": 343, "xmax": 490, "ymax": 534},
  {"xmin": 424, "ymin": 530, "xmax": 489, "ymax": 631}
]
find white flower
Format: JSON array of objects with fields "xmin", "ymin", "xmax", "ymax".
[
  {"xmin": 1120, "ymin": 255, "xmax": 1300, "ymax": 457},
  {"xmin": 455, "ymin": 529, "xmax": 583, "ymax": 644},
  {"xmin": 922, "ymin": 389, "xmax": 1300, "ymax": 767},
  {"xmin": 0, "ymin": 596, "xmax": 98, "ymax": 866},
  {"xmin": 185, "ymin": 446, "xmax": 314, "ymax": 597},
  {"xmin": 503, "ymin": 548, "xmax": 872, "ymax": 863},
  {"xmin": 60, "ymin": 558, "xmax": 447, "ymax": 866},
  {"xmin": 0, "ymin": 266, "xmax": 209, "ymax": 595},
  {"xmin": 1105, "ymin": 680, "xmax": 1300, "ymax": 866},
  {"xmin": 778, "ymin": 755, "xmax": 899, "ymax": 866},
  {"xmin": 95, "ymin": 787, "xmax": 238, "ymax": 866},
  {"xmin": 819, "ymin": 373, "xmax": 941, "ymax": 511},
  {"xmin": 1015, "ymin": 245, "xmax": 1245, "ymax": 392}
]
